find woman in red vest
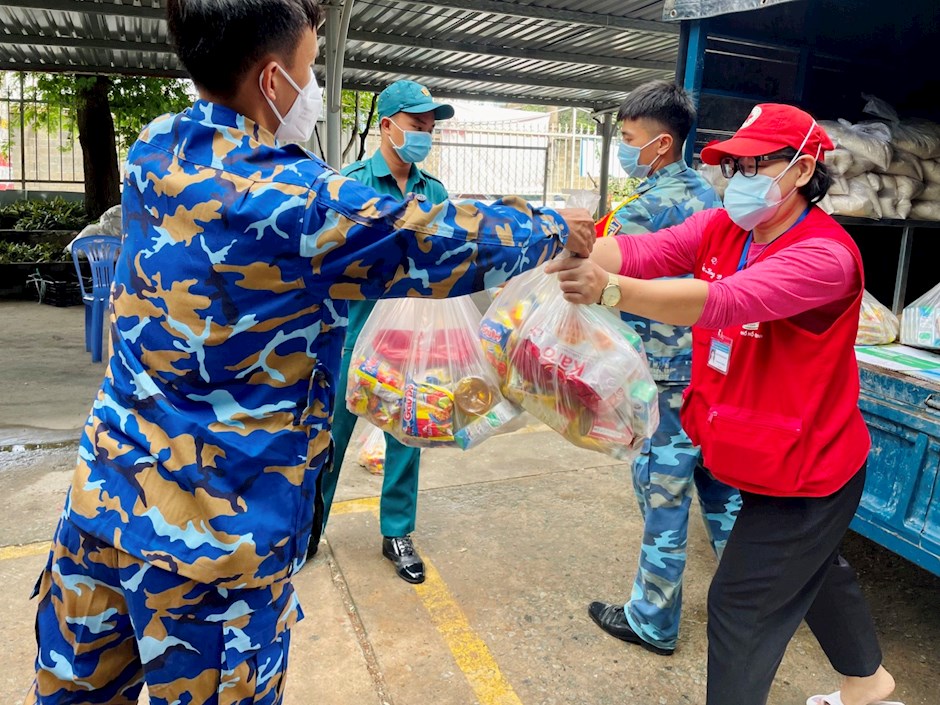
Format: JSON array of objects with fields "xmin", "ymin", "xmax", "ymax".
[{"xmin": 548, "ymin": 104, "xmax": 901, "ymax": 705}]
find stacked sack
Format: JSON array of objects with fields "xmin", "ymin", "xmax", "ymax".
[{"xmin": 819, "ymin": 95, "xmax": 940, "ymax": 221}]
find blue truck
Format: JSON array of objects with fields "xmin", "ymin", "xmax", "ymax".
[{"xmin": 671, "ymin": 0, "xmax": 940, "ymax": 575}]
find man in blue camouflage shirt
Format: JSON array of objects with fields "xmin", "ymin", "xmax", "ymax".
[
  {"xmin": 24, "ymin": 1, "xmax": 594, "ymax": 702},
  {"xmin": 588, "ymin": 81, "xmax": 741, "ymax": 656}
]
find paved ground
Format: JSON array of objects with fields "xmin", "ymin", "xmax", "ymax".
[{"xmin": 1, "ymin": 301, "xmax": 938, "ymax": 705}]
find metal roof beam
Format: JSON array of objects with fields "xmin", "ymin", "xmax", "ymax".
[
  {"xmin": 0, "ymin": 0, "xmax": 165, "ymax": 20},
  {"xmin": 345, "ymin": 29, "xmax": 673, "ymax": 72},
  {"xmin": 338, "ymin": 78, "xmax": 600, "ymax": 108},
  {"xmin": 400, "ymin": 0, "xmax": 678, "ymax": 35},
  {"xmin": 0, "ymin": 33, "xmax": 173, "ymax": 55},
  {"xmin": 342, "ymin": 59, "xmax": 638, "ymax": 93},
  {"xmin": 0, "ymin": 58, "xmax": 185, "ymax": 78}
]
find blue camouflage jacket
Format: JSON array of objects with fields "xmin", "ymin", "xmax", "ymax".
[
  {"xmin": 65, "ymin": 100, "xmax": 568, "ymax": 589},
  {"xmin": 607, "ymin": 160, "xmax": 721, "ymax": 383}
]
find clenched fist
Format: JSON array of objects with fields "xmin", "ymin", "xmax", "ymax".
[{"xmin": 555, "ymin": 208, "xmax": 595, "ymax": 259}]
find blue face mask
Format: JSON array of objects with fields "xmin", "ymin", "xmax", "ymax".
[
  {"xmin": 389, "ymin": 119, "xmax": 433, "ymax": 163},
  {"xmin": 618, "ymin": 134, "xmax": 664, "ymax": 179},
  {"xmin": 723, "ymin": 170, "xmax": 793, "ymax": 232},
  {"xmin": 723, "ymin": 122, "xmax": 821, "ymax": 231}
]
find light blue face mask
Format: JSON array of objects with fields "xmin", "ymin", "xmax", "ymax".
[
  {"xmin": 723, "ymin": 121, "xmax": 820, "ymax": 231},
  {"xmin": 618, "ymin": 134, "xmax": 665, "ymax": 179},
  {"xmin": 389, "ymin": 119, "xmax": 433, "ymax": 163},
  {"xmin": 723, "ymin": 170, "xmax": 794, "ymax": 232}
]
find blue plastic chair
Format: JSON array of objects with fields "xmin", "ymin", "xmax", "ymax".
[{"xmin": 71, "ymin": 235, "xmax": 121, "ymax": 363}]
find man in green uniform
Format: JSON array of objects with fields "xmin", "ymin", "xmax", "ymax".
[{"xmin": 319, "ymin": 80, "xmax": 452, "ymax": 583}]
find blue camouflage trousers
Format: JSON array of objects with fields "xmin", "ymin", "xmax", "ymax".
[
  {"xmin": 26, "ymin": 516, "xmax": 299, "ymax": 705},
  {"xmin": 625, "ymin": 384, "xmax": 741, "ymax": 651}
]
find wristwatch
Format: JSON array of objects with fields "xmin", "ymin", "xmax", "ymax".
[{"xmin": 599, "ymin": 273, "xmax": 622, "ymax": 307}]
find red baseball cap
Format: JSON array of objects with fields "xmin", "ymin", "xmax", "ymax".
[{"xmin": 700, "ymin": 103, "xmax": 834, "ymax": 165}]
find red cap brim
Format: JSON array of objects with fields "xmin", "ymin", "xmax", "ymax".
[{"xmin": 700, "ymin": 136, "xmax": 795, "ymax": 165}]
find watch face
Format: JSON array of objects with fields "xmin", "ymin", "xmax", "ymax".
[{"xmin": 602, "ymin": 285, "xmax": 620, "ymax": 307}]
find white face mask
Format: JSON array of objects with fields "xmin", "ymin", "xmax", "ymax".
[{"xmin": 259, "ymin": 65, "xmax": 322, "ymax": 143}]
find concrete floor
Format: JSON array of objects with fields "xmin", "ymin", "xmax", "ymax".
[{"xmin": 1, "ymin": 301, "xmax": 938, "ymax": 705}]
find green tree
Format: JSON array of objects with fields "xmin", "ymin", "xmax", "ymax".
[
  {"xmin": 7, "ymin": 72, "xmax": 191, "ymax": 220},
  {"xmin": 341, "ymin": 89, "xmax": 378, "ymax": 162}
]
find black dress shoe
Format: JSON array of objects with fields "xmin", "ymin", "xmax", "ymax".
[
  {"xmin": 382, "ymin": 535, "xmax": 425, "ymax": 584},
  {"xmin": 588, "ymin": 601, "xmax": 674, "ymax": 656}
]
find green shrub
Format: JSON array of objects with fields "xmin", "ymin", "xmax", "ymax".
[
  {"xmin": 0, "ymin": 239, "xmax": 69, "ymax": 264},
  {"xmin": 0, "ymin": 198, "xmax": 89, "ymax": 231}
]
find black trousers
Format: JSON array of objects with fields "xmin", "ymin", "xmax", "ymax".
[{"xmin": 706, "ymin": 465, "xmax": 883, "ymax": 705}]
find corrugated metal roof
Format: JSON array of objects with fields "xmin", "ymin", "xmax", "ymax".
[{"xmin": 0, "ymin": 0, "xmax": 679, "ymax": 108}]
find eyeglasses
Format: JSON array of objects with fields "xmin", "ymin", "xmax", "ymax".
[{"xmin": 719, "ymin": 153, "xmax": 793, "ymax": 178}]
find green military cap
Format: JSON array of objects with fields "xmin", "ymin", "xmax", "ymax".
[{"xmin": 377, "ymin": 80, "xmax": 455, "ymax": 120}]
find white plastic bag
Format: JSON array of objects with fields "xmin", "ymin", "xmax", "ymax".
[
  {"xmin": 910, "ymin": 201, "xmax": 940, "ymax": 221},
  {"xmin": 356, "ymin": 426, "xmax": 386, "ymax": 474},
  {"xmin": 921, "ymin": 159, "xmax": 940, "ymax": 184},
  {"xmin": 480, "ymin": 263, "xmax": 658, "ymax": 461},
  {"xmin": 901, "ymin": 282, "xmax": 940, "ymax": 349},
  {"xmin": 827, "ymin": 149, "xmax": 863, "ymax": 178},
  {"xmin": 828, "ymin": 176, "xmax": 882, "ymax": 219},
  {"xmin": 856, "ymin": 291, "xmax": 899, "ymax": 345},
  {"xmin": 346, "ymin": 296, "xmax": 519, "ymax": 449},
  {"xmin": 883, "ymin": 150, "xmax": 925, "ymax": 181},
  {"xmin": 820, "ymin": 119, "xmax": 892, "ymax": 172},
  {"xmin": 878, "ymin": 175, "xmax": 923, "ymax": 219},
  {"xmin": 828, "ymin": 176, "xmax": 851, "ymax": 197},
  {"xmin": 862, "ymin": 93, "xmax": 940, "ymax": 160},
  {"xmin": 697, "ymin": 164, "xmax": 727, "ymax": 199},
  {"xmin": 920, "ymin": 182, "xmax": 940, "ymax": 201}
]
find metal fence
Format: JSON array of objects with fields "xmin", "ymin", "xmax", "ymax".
[
  {"xmin": 0, "ymin": 94, "xmax": 85, "ymax": 192},
  {"xmin": 1, "ymin": 92, "xmax": 621, "ymax": 206},
  {"xmin": 352, "ymin": 117, "xmax": 622, "ymax": 208}
]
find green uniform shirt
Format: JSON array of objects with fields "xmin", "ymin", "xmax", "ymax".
[{"xmin": 340, "ymin": 150, "xmax": 449, "ymax": 348}]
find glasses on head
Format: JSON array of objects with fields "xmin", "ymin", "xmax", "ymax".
[{"xmin": 719, "ymin": 153, "xmax": 793, "ymax": 178}]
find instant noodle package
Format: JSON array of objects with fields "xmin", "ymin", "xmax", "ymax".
[
  {"xmin": 346, "ymin": 296, "xmax": 519, "ymax": 449},
  {"xmin": 479, "ymin": 264, "xmax": 658, "ymax": 461}
]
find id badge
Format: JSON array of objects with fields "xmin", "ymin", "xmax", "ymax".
[{"xmin": 707, "ymin": 331, "xmax": 733, "ymax": 375}]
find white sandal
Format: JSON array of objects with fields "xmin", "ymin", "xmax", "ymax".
[{"xmin": 806, "ymin": 692, "xmax": 904, "ymax": 705}]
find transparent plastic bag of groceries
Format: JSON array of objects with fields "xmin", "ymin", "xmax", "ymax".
[
  {"xmin": 900, "ymin": 281, "xmax": 940, "ymax": 350},
  {"xmin": 346, "ymin": 296, "xmax": 519, "ymax": 449},
  {"xmin": 480, "ymin": 262, "xmax": 658, "ymax": 462},
  {"xmin": 856, "ymin": 290, "xmax": 899, "ymax": 346},
  {"xmin": 356, "ymin": 425, "xmax": 386, "ymax": 475}
]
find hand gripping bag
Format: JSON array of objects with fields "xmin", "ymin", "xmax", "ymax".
[
  {"xmin": 479, "ymin": 263, "xmax": 658, "ymax": 461},
  {"xmin": 346, "ymin": 296, "xmax": 519, "ymax": 449}
]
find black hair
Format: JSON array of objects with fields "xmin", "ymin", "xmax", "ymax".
[
  {"xmin": 167, "ymin": 0, "xmax": 324, "ymax": 99},
  {"xmin": 774, "ymin": 148, "xmax": 832, "ymax": 204},
  {"xmin": 616, "ymin": 81, "xmax": 696, "ymax": 148}
]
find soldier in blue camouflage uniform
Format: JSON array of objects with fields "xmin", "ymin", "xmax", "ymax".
[
  {"xmin": 25, "ymin": 1, "xmax": 594, "ymax": 702},
  {"xmin": 588, "ymin": 82, "xmax": 742, "ymax": 656}
]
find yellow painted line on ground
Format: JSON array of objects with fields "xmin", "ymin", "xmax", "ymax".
[
  {"xmin": 330, "ymin": 496, "xmax": 380, "ymax": 516},
  {"xmin": 0, "ymin": 541, "xmax": 49, "ymax": 561},
  {"xmin": 414, "ymin": 557, "xmax": 524, "ymax": 705},
  {"xmin": 331, "ymin": 495, "xmax": 522, "ymax": 703}
]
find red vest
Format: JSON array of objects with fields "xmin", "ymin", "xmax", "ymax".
[{"xmin": 680, "ymin": 207, "xmax": 870, "ymax": 497}]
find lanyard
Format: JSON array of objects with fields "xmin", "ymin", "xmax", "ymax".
[{"xmin": 736, "ymin": 206, "xmax": 811, "ymax": 272}]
